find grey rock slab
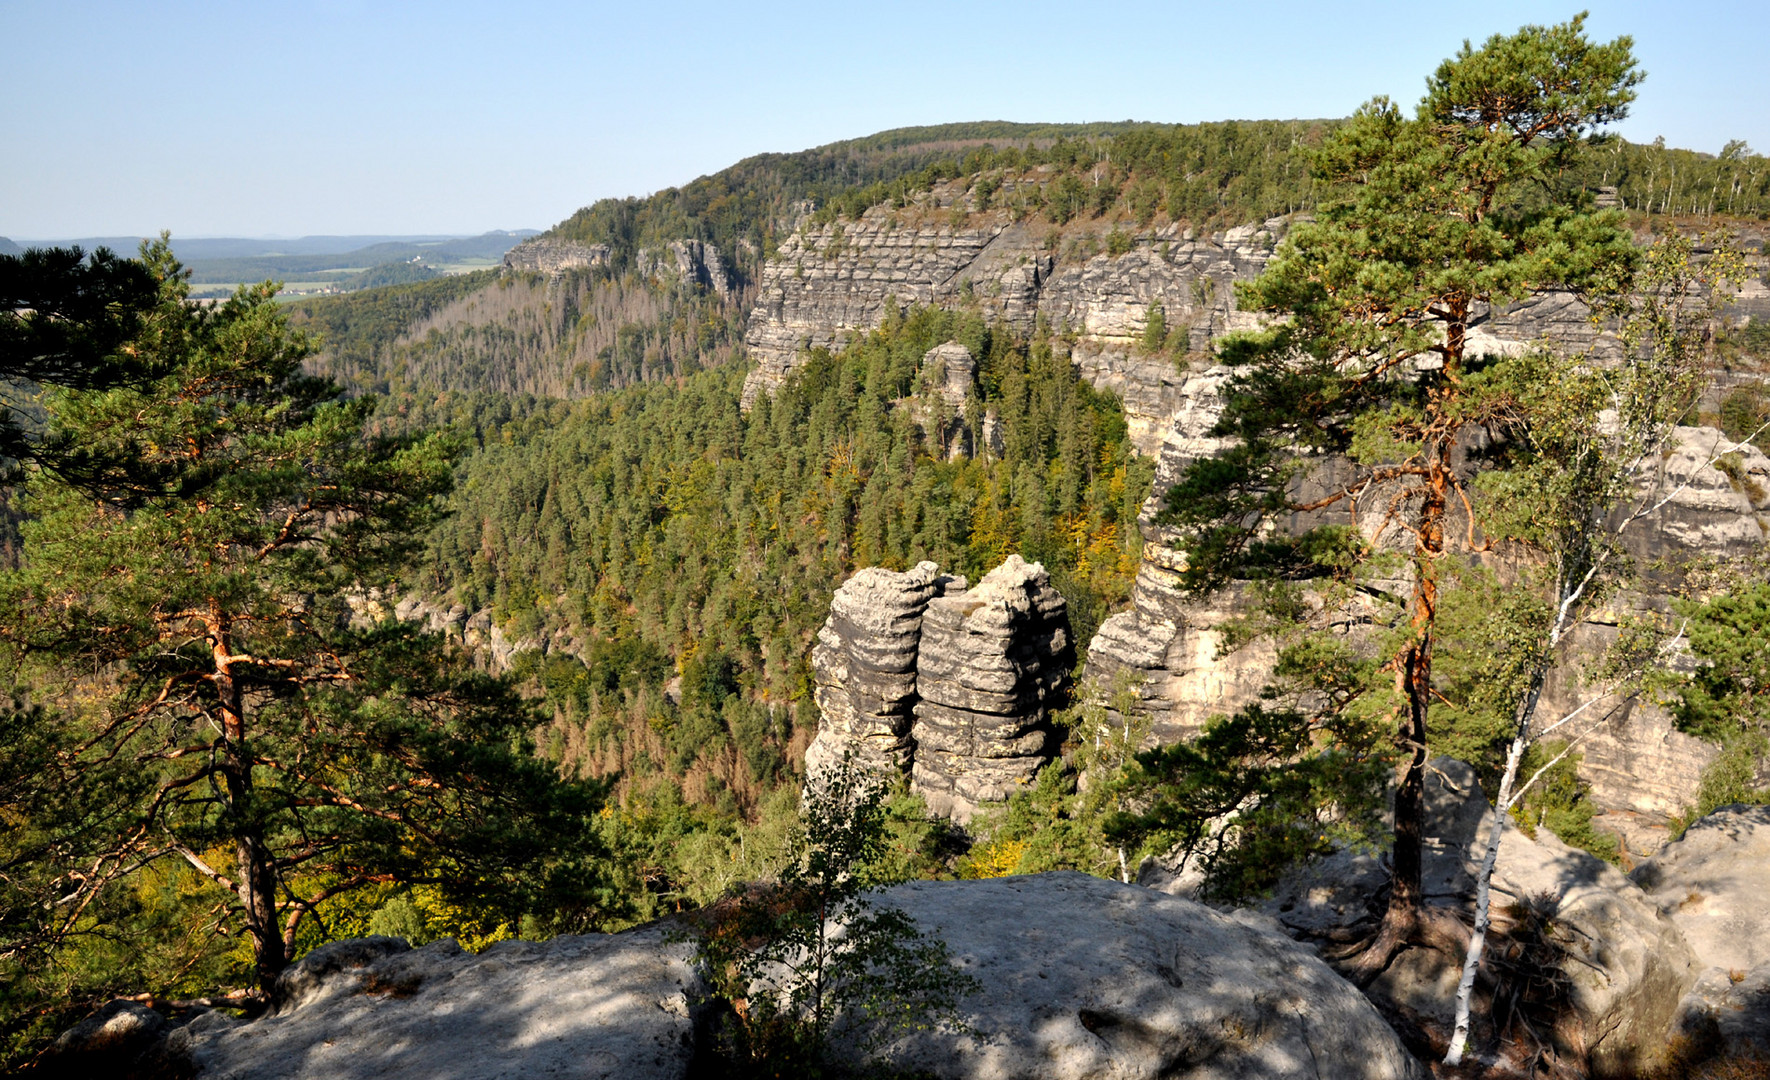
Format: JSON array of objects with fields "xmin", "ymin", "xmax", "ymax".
[
  {"xmin": 866, "ymin": 873, "xmax": 1422, "ymax": 1080},
  {"xmin": 1671, "ymin": 962, "xmax": 1770, "ymax": 1060},
  {"xmin": 1256, "ymin": 760, "xmax": 1697, "ymax": 1073},
  {"xmin": 273, "ymin": 935, "xmax": 413, "ymax": 1014},
  {"xmin": 184, "ymin": 928, "xmax": 701, "ymax": 1080},
  {"xmin": 1631, "ymin": 804, "xmax": 1770, "ymax": 973},
  {"xmin": 38, "ymin": 999, "xmax": 171, "ymax": 1078}
]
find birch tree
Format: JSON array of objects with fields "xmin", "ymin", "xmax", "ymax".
[{"xmin": 1442, "ymin": 232, "xmax": 1753, "ymax": 1064}]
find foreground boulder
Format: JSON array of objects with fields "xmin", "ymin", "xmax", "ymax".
[
  {"xmin": 1630, "ymin": 803, "xmax": 1770, "ymax": 974},
  {"xmin": 1242, "ymin": 760, "xmax": 1697, "ymax": 1073},
  {"xmin": 181, "ymin": 927, "xmax": 701, "ymax": 1080},
  {"xmin": 36, "ymin": 999, "xmax": 177, "ymax": 1080},
  {"xmin": 1631, "ymin": 806, "xmax": 1770, "ymax": 1068},
  {"xmin": 868, "ymin": 873, "xmax": 1421, "ymax": 1080},
  {"xmin": 53, "ymin": 874, "xmax": 1423, "ymax": 1080},
  {"xmin": 1670, "ymin": 962, "xmax": 1770, "ymax": 1063}
]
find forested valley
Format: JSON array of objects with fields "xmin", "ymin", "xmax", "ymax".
[{"xmin": 8, "ymin": 88, "xmax": 1770, "ymax": 1075}]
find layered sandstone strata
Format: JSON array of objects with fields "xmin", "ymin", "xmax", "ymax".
[
  {"xmin": 803, "ymin": 561, "xmax": 952, "ymax": 784},
  {"xmin": 804, "ymin": 555, "xmax": 1070, "ymax": 822},
  {"xmin": 911, "ymin": 555, "xmax": 1072, "ymax": 822}
]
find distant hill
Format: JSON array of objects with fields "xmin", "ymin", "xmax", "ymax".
[
  {"xmin": 13, "ymin": 231, "xmax": 534, "ymax": 260},
  {"xmin": 1, "ymin": 231, "xmax": 539, "ymax": 281},
  {"xmin": 295, "ymin": 119, "xmax": 1770, "ymax": 406},
  {"xmin": 546, "ymin": 120, "xmax": 1171, "ymax": 272},
  {"xmin": 340, "ymin": 261, "xmax": 440, "ymax": 290},
  {"xmin": 178, "ymin": 232, "xmax": 539, "ymax": 284}
]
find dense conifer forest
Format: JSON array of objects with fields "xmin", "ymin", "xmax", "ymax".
[
  {"xmin": 7, "ymin": 99, "xmax": 1770, "ymax": 1072},
  {"xmin": 391, "ymin": 307, "xmax": 1151, "ymax": 896}
]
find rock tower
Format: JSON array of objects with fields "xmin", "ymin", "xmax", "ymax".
[{"xmin": 806, "ymin": 555, "xmax": 1070, "ymax": 822}]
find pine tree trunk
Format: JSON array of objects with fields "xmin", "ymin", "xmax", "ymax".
[
  {"xmin": 1347, "ymin": 639, "xmax": 1432, "ymax": 984},
  {"xmin": 212, "ymin": 608, "xmax": 288, "ymax": 998},
  {"xmin": 1347, "ymin": 443, "xmax": 1447, "ymax": 984}
]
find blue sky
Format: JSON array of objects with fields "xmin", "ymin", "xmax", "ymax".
[{"xmin": 4, "ymin": 1, "xmax": 1767, "ymax": 239}]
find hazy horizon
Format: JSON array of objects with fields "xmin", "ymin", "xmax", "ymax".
[
  {"xmin": 0, "ymin": 229, "xmax": 537, "ymax": 245},
  {"xmin": 6, "ymin": 0, "xmax": 1769, "ymax": 238}
]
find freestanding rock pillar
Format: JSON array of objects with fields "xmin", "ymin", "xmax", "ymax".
[
  {"xmin": 803, "ymin": 561, "xmax": 951, "ymax": 784},
  {"xmin": 910, "ymin": 555, "xmax": 1071, "ymax": 822},
  {"xmin": 804, "ymin": 555, "xmax": 1070, "ymax": 822}
]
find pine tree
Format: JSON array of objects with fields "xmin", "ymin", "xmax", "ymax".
[
  {"xmin": 1152, "ymin": 15, "xmax": 1641, "ymax": 978},
  {"xmin": 0, "ymin": 242, "xmax": 615, "ymax": 1002},
  {"xmin": 0, "ymin": 244, "xmax": 160, "ymax": 482}
]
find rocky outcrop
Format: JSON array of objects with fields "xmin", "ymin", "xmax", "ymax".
[
  {"xmin": 912, "ymin": 556, "xmax": 1072, "ymax": 822},
  {"xmin": 1629, "ymin": 426, "xmax": 1770, "ymax": 561},
  {"xmin": 1085, "ymin": 344, "xmax": 1769, "ymax": 847},
  {"xmin": 47, "ymin": 875, "xmax": 1429, "ymax": 1080},
  {"xmin": 736, "ymin": 180, "xmax": 1284, "ymax": 449},
  {"xmin": 1670, "ymin": 963, "xmax": 1770, "ymax": 1063},
  {"xmin": 501, "ymin": 237, "xmax": 612, "ymax": 275},
  {"xmin": 1631, "ymin": 805, "xmax": 1770, "ymax": 974},
  {"xmin": 804, "ymin": 561, "xmax": 954, "ymax": 782},
  {"xmin": 503, "ymin": 236, "xmax": 736, "ymax": 298},
  {"xmin": 912, "ymin": 341, "xmax": 1001, "ymax": 459},
  {"xmin": 181, "ymin": 928, "xmax": 702, "ymax": 1080},
  {"xmin": 1635, "ymin": 806, "xmax": 1770, "ymax": 1065},
  {"xmin": 867, "ymin": 873, "xmax": 1423, "ymax": 1080},
  {"xmin": 634, "ymin": 239, "xmax": 737, "ymax": 299},
  {"xmin": 805, "ymin": 555, "xmax": 1069, "ymax": 821},
  {"xmin": 1236, "ymin": 760, "xmax": 1700, "ymax": 1074},
  {"xmin": 37, "ymin": 999, "xmax": 182, "ymax": 1080}
]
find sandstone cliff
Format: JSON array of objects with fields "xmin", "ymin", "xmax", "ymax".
[
  {"xmin": 737, "ymin": 177, "xmax": 1286, "ymax": 451},
  {"xmin": 501, "ymin": 236, "xmax": 612, "ymax": 275},
  {"xmin": 737, "ymin": 172, "xmax": 1767, "ymax": 454},
  {"xmin": 632, "ymin": 238, "xmax": 738, "ymax": 299},
  {"xmin": 503, "ymin": 235, "xmax": 738, "ymax": 299},
  {"xmin": 806, "ymin": 554, "xmax": 1070, "ymax": 822},
  {"xmin": 1083, "ymin": 354, "xmax": 1770, "ymax": 856}
]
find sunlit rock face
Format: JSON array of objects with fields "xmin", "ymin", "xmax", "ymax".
[
  {"xmin": 911, "ymin": 554, "xmax": 1072, "ymax": 823},
  {"xmin": 737, "ymin": 180, "xmax": 1288, "ymax": 452},
  {"xmin": 54, "ymin": 876, "xmax": 1429, "ymax": 1080},
  {"xmin": 804, "ymin": 555, "xmax": 1069, "ymax": 823},
  {"xmin": 803, "ymin": 561, "xmax": 952, "ymax": 783}
]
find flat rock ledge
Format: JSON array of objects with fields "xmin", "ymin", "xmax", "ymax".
[
  {"xmin": 47, "ymin": 875, "xmax": 1422, "ymax": 1080},
  {"xmin": 869, "ymin": 873, "xmax": 1422, "ymax": 1080},
  {"xmin": 189, "ymin": 927, "xmax": 699, "ymax": 1080}
]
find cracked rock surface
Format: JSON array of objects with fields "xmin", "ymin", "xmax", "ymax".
[
  {"xmin": 868, "ymin": 873, "xmax": 1422, "ymax": 1080},
  {"xmin": 181, "ymin": 929, "xmax": 701, "ymax": 1080}
]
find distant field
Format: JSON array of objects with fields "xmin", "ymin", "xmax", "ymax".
[{"xmin": 189, "ymin": 256, "xmax": 504, "ymax": 301}]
